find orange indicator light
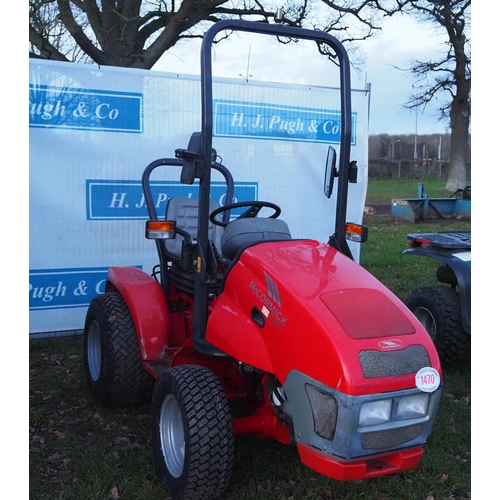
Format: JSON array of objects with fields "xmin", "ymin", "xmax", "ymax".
[{"xmin": 145, "ymin": 220, "xmax": 176, "ymax": 239}]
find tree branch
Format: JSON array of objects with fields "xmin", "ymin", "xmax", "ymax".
[
  {"xmin": 57, "ymin": 0, "xmax": 108, "ymax": 64},
  {"xmin": 29, "ymin": 24, "xmax": 70, "ymax": 61}
]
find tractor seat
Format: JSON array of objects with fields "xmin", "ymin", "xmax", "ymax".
[
  {"xmin": 220, "ymin": 217, "xmax": 292, "ymax": 260},
  {"xmin": 164, "ymin": 197, "xmax": 223, "ymax": 261}
]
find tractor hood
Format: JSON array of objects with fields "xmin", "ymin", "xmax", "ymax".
[{"xmin": 206, "ymin": 239, "xmax": 441, "ymax": 396}]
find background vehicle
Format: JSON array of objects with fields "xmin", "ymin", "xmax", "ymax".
[
  {"xmin": 405, "ymin": 231, "xmax": 471, "ymax": 366},
  {"xmin": 83, "ymin": 16, "xmax": 443, "ymax": 500}
]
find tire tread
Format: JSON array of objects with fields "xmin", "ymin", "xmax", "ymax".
[
  {"xmin": 406, "ymin": 285, "xmax": 470, "ymax": 366},
  {"xmin": 152, "ymin": 365, "xmax": 234, "ymax": 500},
  {"xmin": 84, "ymin": 292, "xmax": 155, "ymax": 407}
]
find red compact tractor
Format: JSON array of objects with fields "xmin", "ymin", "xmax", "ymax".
[{"xmin": 83, "ymin": 18, "xmax": 442, "ymax": 500}]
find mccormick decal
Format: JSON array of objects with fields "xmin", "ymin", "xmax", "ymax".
[
  {"xmin": 29, "ymin": 84, "xmax": 143, "ymax": 133},
  {"xmin": 214, "ymin": 99, "xmax": 357, "ymax": 145},
  {"xmin": 249, "ymin": 271, "xmax": 287, "ymax": 328},
  {"xmin": 86, "ymin": 180, "xmax": 258, "ymax": 220},
  {"xmin": 378, "ymin": 339, "xmax": 404, "ymax": 351}
]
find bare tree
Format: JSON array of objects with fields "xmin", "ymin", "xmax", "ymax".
[
  {"xmin": 397, "ymin": 0, "xmax": 470, "ymax": 191},
  {"xmin": 29, "ymin": 0, "xmax": 400, "ymax": 69}
]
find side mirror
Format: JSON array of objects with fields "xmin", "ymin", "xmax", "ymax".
[{"xmin": 324, "ymin": 146, "xmax": 338, "ymax": 198}]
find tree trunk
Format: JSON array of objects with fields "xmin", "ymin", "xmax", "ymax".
[
  {"xmin": 444, "ymin": 6, "xmax": 470, "ymax": 192},
  {"xmin": 446, "ymin": 96, "xmax": 469, "ymax": 191}
]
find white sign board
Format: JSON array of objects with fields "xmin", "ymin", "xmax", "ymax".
[{"xmin": 29, "ymin": 59, "xmax": 370, "ymax": 336}]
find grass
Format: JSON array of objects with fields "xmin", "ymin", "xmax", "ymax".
[
  {"xmin": 365, "ymin": 178, "xmax": 470, "ymax": 204},
  {"xmin": 30, "ymin": 179, "xmax": 471, "ymax": 500}
]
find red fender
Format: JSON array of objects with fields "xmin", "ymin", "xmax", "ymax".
[{"xmin": 106, "ymin": 266, "xmax": 170, "ymax": 361}]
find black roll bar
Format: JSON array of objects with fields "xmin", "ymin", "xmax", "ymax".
[{"xmin": 191, "ymin": 19, "xmax": 354, "ymax": 355}]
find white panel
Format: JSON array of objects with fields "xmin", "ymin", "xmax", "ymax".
[{"xmin": 29, "ymin": 60, "xmax": 369, "ymax": 335}]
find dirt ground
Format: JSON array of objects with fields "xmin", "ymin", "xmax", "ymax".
[{"xmin": 364, "ymin": 203, "xmax": 391, "ymax": 216}]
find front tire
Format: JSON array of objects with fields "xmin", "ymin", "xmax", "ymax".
[
  {"xmin": 405, "ymin": 285, "xmax": 470, "ymax": 366},
  {"xmin": 151, "ymin": 365, "xmax": 234, "ymax": 500},
  {"xmin": 83, "ymin": 292, "xmax": 155, "ymax": 407}
]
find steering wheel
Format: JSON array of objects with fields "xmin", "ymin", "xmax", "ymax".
[{"xmin": 209, "ymin": 201, "xmax": 281, "ymax": 227}]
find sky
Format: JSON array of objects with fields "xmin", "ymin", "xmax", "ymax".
[{"xmin": 152, "ymin": 12, "xmax": 452, "ymax": 136}]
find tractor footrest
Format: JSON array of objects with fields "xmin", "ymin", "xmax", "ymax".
[{"xmin": 143, "ymin": 360, "xmax": 173, "ymax": 378}]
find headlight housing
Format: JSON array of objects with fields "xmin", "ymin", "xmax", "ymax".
[
  {"xmin": 359, "ymin": 400, "xmax": 392, "ymax": 427},
  {"xmin": 358, "ymin": 393, "xmax": 430, "ymax": 428},
  {"xmin": 396, "ymin": 393, "xmax": 429, "ymax": 420}
]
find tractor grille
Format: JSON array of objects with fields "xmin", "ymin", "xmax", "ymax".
[
  {"xmin": 361, "ymin": 424, "xmax": 422, "ymax": 450},
  {"xmin": 358, "ymin": 345, "xmax": 430, "ymax": 378},
  {"xmin": 305, "ymin": 384, "xmax": 338, "ymax": 441}
]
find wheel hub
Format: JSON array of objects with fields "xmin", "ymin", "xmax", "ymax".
[
  {"xmin": 87, "ymin": 320, "xmax": 102, "ymax": 381},
  {"xmin": 413, "ymin": 307, "xmax": 437, "ymax": 341},
  {"xmin": 160, "ymin": 394, "xmax": 185, "ymax": 478}
]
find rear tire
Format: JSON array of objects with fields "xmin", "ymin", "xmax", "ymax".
[
  {"xmin": 151, "ymin": 365, "xmax": 234, "ymax": 500},
  {"xmin": 83, "ymin": 292, "xmax": 155, "ymax": 407},
  {"xmin": 405, "ymin": 285, "xmax": 470, "ymax": 366}
]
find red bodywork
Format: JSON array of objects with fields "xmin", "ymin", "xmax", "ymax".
[
  {"xmin": 106, "ymin": 239, "xmax": 441, "ymax": 481},
  {"xmin": 207, "ymin": 240, "xmax": 440, "ymax": 394},
  {"xmin": 106, "ymin": 266, "xmax": 170, "ymax": 360}
]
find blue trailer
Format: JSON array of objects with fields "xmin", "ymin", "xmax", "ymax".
[{"xmin": 391, "ymin": 183, "xmax": 471, "ymax": 223}]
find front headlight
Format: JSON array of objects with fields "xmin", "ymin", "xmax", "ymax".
[
  {"xmin": 359, "ymin": 400, "xmax": 392, "ymax": 427},
  {"xmin": 396, "ymin": 393, "xmax": 429, "ymax": 420}
]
